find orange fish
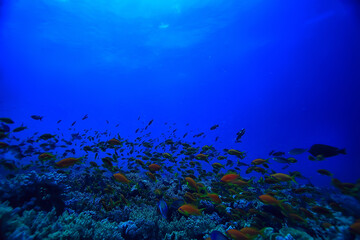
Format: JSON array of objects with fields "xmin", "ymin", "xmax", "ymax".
[
  {"xmin": 55, "ymin": 157, "xmax": 82, "ymax": 168},
  {"xmin": 195, "ymin": 154, "xmax": 208, "ymax": 160},
  {"xmin": 149, "ymin": 163, "xmax": 161, "ymax": 172},
  {"xmin": 251, "ymin": 158, "xmax": 268, "ymax": 165},
  {"xmin": 207, "ymin": 193, "xmax": 222, "ymax": 204},
  {"xmin": 259, "ymin": 194, "xmax": 282, "ymax": 206},
  {"xmin": 288, "ymin": 213, "xmax": 307, "ymax": 224},
  {"xmin": 227, "ymin": 149, "xmax": 244, "ymax": 157},
  {"xmin": 212, "ymin": 162, "xmax": 224, "ymax": 169},
  {"xmin": 185, "ymin": 177, "xmax": 199, "ymax": 192},
  {"xmin": 38, "ymin": 153, "xmax": 55, "ymax": 161},
  {"xmin": 232, "ymin": 179, "xmax": 251, "ymax": 187},
  {"xmin": 240, "ymin": 227, "xmax": 263, "ymax": 238},
  {"xmin": 107, "ymin": 138, "xmax": 121, "ymax": 145},
  {"xmin": 178, "ymin": 204, "xmax": 202, "ymax": 216},
  {"xmin": 270, "ymin": 173, "xmax": 296, "ymax": 183},
  {"xmin": 113, "ymin": 173, "xmax": 130, "ymax": 184},
  {"xmin": 350, "ymin": 222, "xmax": 360, "ymax": 235},
  {"xmin": 226, "ymin": 229, "xmax": 250, "ymax": 240},
  {"xmin": 221, "ymin": 173, "xmax": 239, "ymax": 183},
  {"xmin": 146, "ymin": 171, "xmax": 157, "ymax": 181}
]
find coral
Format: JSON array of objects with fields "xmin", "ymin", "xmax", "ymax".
[
  {"xmin": 0, "ymin": 202, "xmax": 24, "ymax": 240},
  {"xmin": 45, "ymin": 211, "xmax": 124, "ymax": 240},
  {"xmin": 129, "ymin": 204, "xmax": 158, "ymax": 221},
  {"xmin": 279, "ymin": 227, "xmax": 314, "ymax": 240},
  {"xmin": 262, "ymin": 227, "xmax": 274, "ymax": 239},
  {"xmin": 120, "ymin": 219, "xmax": 157, "ymax": 239},
  {"xmin": 105, "ymin": 206, "xmax": 131, "ymax": 223},
  {"xmin": 158, "ymin": 214, "xmax": 218, "ymax": 239},
  {"xmin": 275, "ymin": 234, "xmax": 295, "ymax": 240},
  {"xmin": 331, "ymin": 194, "xmax": 360, "ymax": 217},
  {"xmin": 0, "ymin": 171, "xmax": 67, "ymax": 215},
  {"xmin": 163, "ymin": 231, "xmax": 188, "ymax": 240},
  {"xmin": 232, "ymin": 198, "xmax": 252, "ymax": 209},
  {"xmin": 126, "ymin": 203, "xmax": 219, "ymax": 239},
  {"xmin": 162, "ymin": 178, "xmax": 185, "ymax": 200},
  {"xmin": 64, "ymin": 190, "xmax": 101, "ymax": 213},
  {"xmin": 325, "ymin": 225, "xmax": 353, "ymax": 240},
  {"xmin": 0, "ymin": 202, "xmax": 124, "ymax": 240},
  {"xmin": 333, "ymin": 212, "xmax": 354, "ymax": 226}
]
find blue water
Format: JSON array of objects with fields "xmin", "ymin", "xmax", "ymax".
[
  {"xmin": 1, "ymin": 0, "xmax": 359, "ymax": 184},
  {"xmin": 1, "ymin": 1, "xmax": 360, "ymax": 239}
]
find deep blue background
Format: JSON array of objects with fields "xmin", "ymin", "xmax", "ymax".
[{"xmin": 1, "ymin": 0, "xmax": 359, "ymax": 185}]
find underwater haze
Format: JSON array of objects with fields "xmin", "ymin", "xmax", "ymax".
[{"xmin": 1, "ymin": 0, "xmax": 360, "ymax": 239}]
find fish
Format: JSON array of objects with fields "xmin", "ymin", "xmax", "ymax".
[
  {"xmin": 149, "ymin": 163, "xmax": 161, "ymax": 172},
  {"xmin": 308, "ymin": 144, "xmax": 346, "ymax": 158},
  {"xmin": 259, "ymin": 194, "xmax": 282, "ymax": 206},
  {"xmin": 31, "ymin": 115, "xmax": 43, "ymax": 121},
  {"xmin": 210, "ymin": 124, "xmax": 219, "ymax": 130},
  {"xmin": 350, "ymin": 222, "xmax": 360, "ymax": 235},
  {"xmin": 195, "ymin": 154, "xmax": 208, "ymax": 160},
  {"xmin": 226, "ymin": 229, "xmax": 249, "ymax": 240},
  {"xmin": 288, "ymin": 148, "xmax": 307, "ymax": 155},
  {"xmin": 210, "ymin": 231, "xmax": 228, "ymax": 240},
  {"xmin": 206, "ymin": 193, "xmax": 222, "ymax": 204},
  {"xmin": 146, "ymin": 171, "xmax": 157, "ymax": 181},
  {"xmin": 56, "ymin": 157, "xmax": 82, "ymax": 168},
  {"xmin": 270, "ymin": 173, "xmax": 297, "ymax": 183},
  {"xmin": 240, "ymin": 227, "xmax": 263, "ymax": 238},
  {"xmin": 113, "ymin": 173, "xmax": 130, "ymax": 184},
  {"xmin": 71, "ymin": 133, "xmax": 82, "ymax": 141},
  {"xmin": 193, "ymin": 132, "xmax": 205, "ymax": 138},
  {"xmin": 227, "ymin": 149, "xmax": 245, "ymax": 158},
  {"xmin": 57, "ymin": 120, "xmax": 62, "ymax": 124},
  {"xmin": 0, "ymin": 116, "xmax": 358, "ymax": 239},
  {"xmin": 221, "ymin": 173, "xmax": 239, "ymax": 183},
  {"xmin": 235, "ymin": 128, "xmax": 245, "ymax": 143},
  {"xmin": 273, "ymin": 157, "xmax": 297, "ymax": 164},
  {"xmin": 108, "ymin": 138, "xmax": 121, "ymax": 145},
  {"xmin": 317, "ymin": 169, "xmax": 333, "ymax": 176},
  {"xmin": 270, "ymin": 151, "xmax": 285, "ymax": 156},
  {"xmin": 0, "ymin": 118, "xmax": 14, "ymax": 124},
  {"xmin": 185, "ymin": 177, "xmax": 199, "ymax": 192},
  {"xmin": 38, "ymin": 134, "xmax": 56, "ymax": 141},
  {"xmin": 232, "ymin": 179, "xmax": 251, "ymax": 187},
  {"xmin": 38, "ymin": 152, "xmax": 56, "ymax": 161},
  {"xmin": 158, "ymin": 198, "xmax": 168, "ymax": 219},
  {"xmin": 251, "ymin": 158, "xmax": 268, "ymax": 165},
  {"xmin": 82, "ymin": 114, "xmax": 88, "ymax": 120},
  {"xmin": 212, "ymin": 163, "xmax": 224, "ymax": 169},
  {"xmin": 178, "ymin": 204, "xmax": 202, "ymax": 216},
  {"xmin": 0, "ymin": 123, "xmax": 10, "ymax": 132},
  {"xmin": 13, "ymin": 126, "xmax": 27, "ymax": 132},
  {"xmin": 71, "ymin": 121, "xmax": 76, "ymax": 126}
]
